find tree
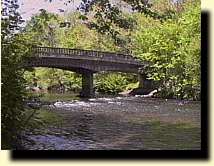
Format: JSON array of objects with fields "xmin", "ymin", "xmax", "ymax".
[
  {"xmin": 132, "ymin": 0, "xmax": 200, "ymax": 99},
  {"xmin": 23, "ymin": 9, "xmax": 61, "ymax": 47},
  {"xmin": 44, "ymin": 0, "xmax": 174, "ymax": 50},
  {"xmin": 1, "ymin": 0, "xmax": 33, "ymax": 149}
]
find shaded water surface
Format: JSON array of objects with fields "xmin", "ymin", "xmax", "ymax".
[{"xmin": 21, "ymin": 95, "xmax": 201, "ymax": 150}]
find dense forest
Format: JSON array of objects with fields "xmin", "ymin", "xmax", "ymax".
[{"xmin": 1, "ymin": 0, "xmax": 200, "ymax": 149}]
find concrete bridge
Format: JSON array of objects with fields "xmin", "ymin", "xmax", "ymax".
[{"xmin": 24, "ymin": 46, "xmax": 153, "ymax": 97}]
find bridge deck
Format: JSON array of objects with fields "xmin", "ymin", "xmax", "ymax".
[{"xmin": 33, "ymin": 47, "xmax": 141, "ymax": 65}]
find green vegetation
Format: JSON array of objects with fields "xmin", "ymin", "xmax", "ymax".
[
  {"xmin": 1, "ymin": 0, "xmax": 201, "ymax": 149},
  {"xmin": 24, "ymin": 68, "xmax": 82, "ymax": 91},
  {"xmin": 95, "ymin": 73, "xmax": 129, "ymax": 94},
  {"xmin": 1, "ymin": 0, "xmax": 32, "ymax": 149},
  {"xmin": 132, "ymin": 1, "xmax": 200, "ymax": 99}
]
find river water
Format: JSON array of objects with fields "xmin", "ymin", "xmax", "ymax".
[{"xmin": 21, "ymin": 94, "xmax": 201, "ymax": 150}]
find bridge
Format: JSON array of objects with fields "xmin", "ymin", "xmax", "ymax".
[{"xmin": 24, "ymin": 46, "xmax": 154, "ymax": 97}]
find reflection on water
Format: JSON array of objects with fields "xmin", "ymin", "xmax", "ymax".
[{"xmin": 21, "ymin": 95, "xmax": 201, "ymax": 150}]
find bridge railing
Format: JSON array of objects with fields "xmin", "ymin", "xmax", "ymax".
[{"xmin": 33, "ymin": 46, "xmax": 141, "ymax": 64}]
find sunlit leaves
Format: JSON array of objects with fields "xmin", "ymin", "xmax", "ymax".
[
  {"xmin": 95, "ymin": 73, "xmax": 129, "ymax": 94},
  {"xmin": 24, "ymin": 9, "xmax": 61, "ymax": 47},
  {"xmin": 133, "ymin": 1, "xmax": 200, "ymax": 99},
  {"xmin": 78, "ymin": 0, "xmax": 136, "ymax": 46}
]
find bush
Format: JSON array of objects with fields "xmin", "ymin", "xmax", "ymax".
[{"xmin": 95, "ymin": 73, "xmax": 129, "ymax": 94}]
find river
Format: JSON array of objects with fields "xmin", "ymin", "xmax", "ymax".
[{"xmin": 20, "ymin": 94, "xmax": 201, "ymax": 150}]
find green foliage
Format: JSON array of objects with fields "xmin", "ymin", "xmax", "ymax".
[
  {"xmin": 1, "ymin": 43, "xmax": 27, "ymax": 149},
  {"xmin": 24, "ymin": 68, "xmax": 82, "ymax": 91},
  {"xmin": 24, "ymin": 9, "xmax": 61, "ymax": 47},
  {"xmin": 77, "ymin": 0, "xmax": 175, "ymax": 45},
  {"xmin": 1, "ymin": 0, "xmax": 33, "ymax": 149},
  {"xmin": 125, "ymin": 82, "xmax": 139, "ymax": 91},
  {"xmin": 78, "ymin": 0, "xmax": 136, "ymax": 44},
  {"xmin": 133, "ymin": 1, "xmax": 200, "ymax": 99},
  {"xmin": 95, "ymin": 73, "xmax": 129, "ymax": 94},
  {"xmin": 57, "ymin": 12, "xmax": 121, "ymax": 52}
]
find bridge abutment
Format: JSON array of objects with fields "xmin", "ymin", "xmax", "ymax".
[{"xmin": 80, "ymin": 71, "xmax": 94, "ymax": 98}]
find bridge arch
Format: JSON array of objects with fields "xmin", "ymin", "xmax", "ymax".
[{"xmin": 23, "ymin": 46, "xmax": 154, "ymax": 97}]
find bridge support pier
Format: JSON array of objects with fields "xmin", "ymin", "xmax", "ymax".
[
  {"xmin": 138, "ymin": 73, "xmax": 155, "ymax": 94},
  {"xmin": 80, "ymin": 71, "xmax": 94, "ymax": 98}
]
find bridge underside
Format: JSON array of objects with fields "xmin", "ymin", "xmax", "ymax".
[{"xmin": 24, "ymin": 57, "xmax": 141, "ymax": 73}]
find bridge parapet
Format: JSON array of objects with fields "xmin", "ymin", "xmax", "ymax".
[{"xmin": 33, "ymin": 46, "xmax": 141, "ymax": 65}]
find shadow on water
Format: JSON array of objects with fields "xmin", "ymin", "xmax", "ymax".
[{"xmin": 21, "ymin": 93, "xmax": 201, "ymax": 150}]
